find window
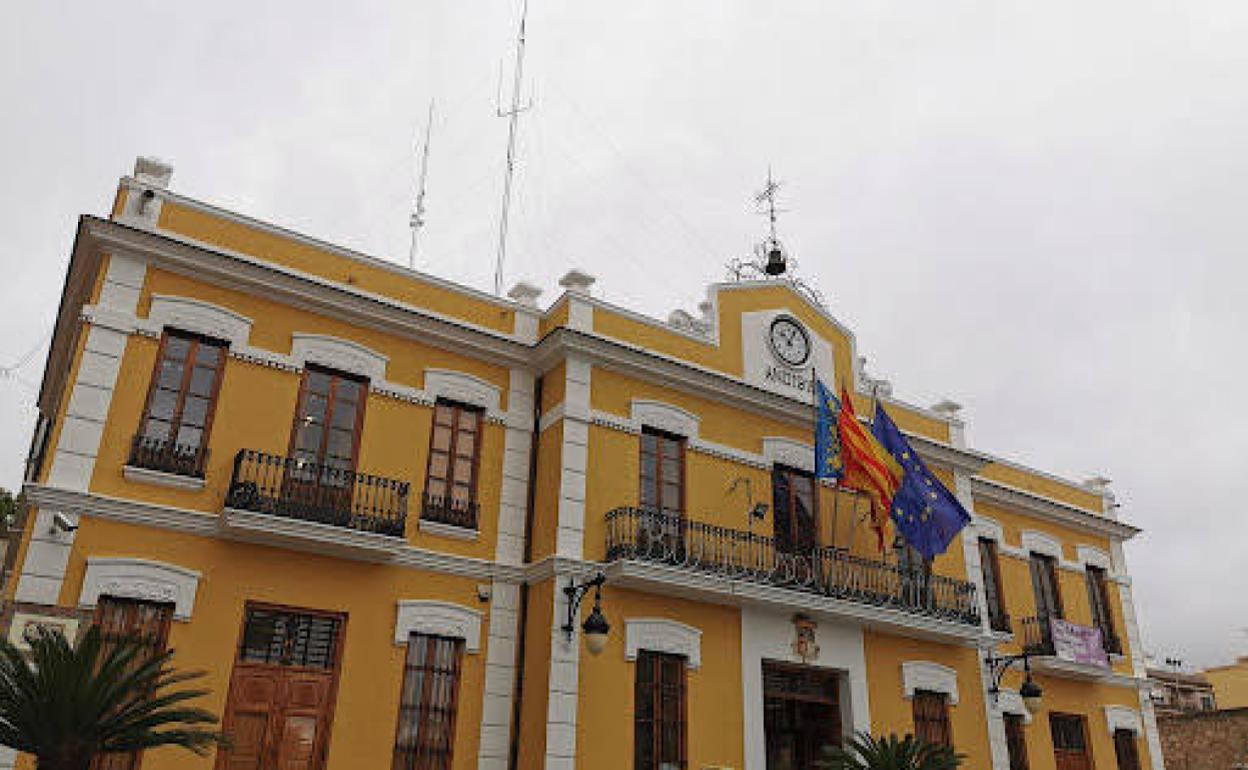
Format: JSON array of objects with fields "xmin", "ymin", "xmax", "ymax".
[
  {"xmin": 1200, "ymin": 694, "xmax": 1215, "ymax": 711},
  {"xmin": 1028, "ymin": 553, "xmax": 1063, "ymax": 619},
  {"xmin": 1085, "ymin": 565, "xmax": 1121, "ymax": 654},
  {"xmin": 640, "ymin": 428, "xmax": 684, "ymax": 517},
  {"xmin": 1113, "ymin": 728, "xmax": 1141, "ymax": 770},
  {"xmin": 979, "ymin": 537, "xmax": 1010, "ymax": 633},
  {"xmin": 393, "ymin": 633, "xmax": 464, "ymax": 770},
  {"xmin": 1049, "ymin": 714, "xmax": 1091, "ymax": 770},
  {"xmin": 422, "ymin": 400, "xmax": 483, "ymax": 529},
  {"xmin": 912, "ymin": 690, "xmax": 952, "ymax": 747},
  {"xmin": 290, "ymin": 366, "xmax": 367, "ymax": 478},
  {"xmin": 772, "ymin": 465, "xmax": 817, "ymax": 554},
  {"xmin": 91, "ymin": 597, "xmax": 174, "ymax": 770},
  {"xmin": 635, "ymin": 650, "xmax": 686, "ymax": 770},
  {"xmin": 1004, "ymin": 713, "xmax": 1029, "ymax": 770},
  {"xmin": 240, "ymin": 607, "xmax": 342, "ymax": 669},
  {"xmin": 133, "ymin": 329, "xmax": 227, "ymax": 477}
]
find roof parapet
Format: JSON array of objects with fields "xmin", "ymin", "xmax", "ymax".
[{"xmin": 133, "ymin": 157, "xmax": 173, "ymax": 189}]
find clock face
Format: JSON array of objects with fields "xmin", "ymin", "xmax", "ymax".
[{"xmin": 767, "ymin": 316, "xmax": 811, "ymax": 367}]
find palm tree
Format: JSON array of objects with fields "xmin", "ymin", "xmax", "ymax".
[
  {"xmin": 817, "ymin": 731, "xmax": 965, "ymax": 770},
  {"xmin": 0, "ymin": 625, "xmax": 224, "ymax": 770}
]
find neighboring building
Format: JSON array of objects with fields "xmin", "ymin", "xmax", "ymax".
[
  {"xmin": 1155, "ymin": 708, "xmax": 1248, "ymax": 770},
  {"xmin": 1148, "ymin": 668, "xmax": 1216, "ymax": 716},
  {"xmin": 2, "ymin": 158, "xmax": 1164, "ymax": 770},
  {"xmin": 1206, "ymin": 656, "xmax": 1248, "ymax": 711}
]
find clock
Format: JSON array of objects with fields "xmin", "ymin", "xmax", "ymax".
[{"xmin": 767, "ymin": 315, "xmax": 811, "ymax": 367}]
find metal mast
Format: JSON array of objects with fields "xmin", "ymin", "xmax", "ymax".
[
  {"xmin": 493, "ymin": 0, "xmax": 532, "ymax": 295},
  {"xmin": 409, "ymin": 100, "xmax": 435, "ymax": 269}
]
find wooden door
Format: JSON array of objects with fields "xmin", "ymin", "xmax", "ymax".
[
  {"xmin": 1029, "ymin": 553, "xmax": 1064, "ymax": 620},
  {"xmin": 217, "ymin": 606, "xmax": 344, "ymax": 770},
  {"xmin": 762, "ymin": 661, "xmax": 842, "ymax": 770}
]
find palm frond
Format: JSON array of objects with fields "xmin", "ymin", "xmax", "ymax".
[
  {"xmin": 816, "ymin": 731, "xmax": 965, "ymax": 770},
  {"xmin": 0, "ymin": 625, "xmax": 224, "ymax": 766}
]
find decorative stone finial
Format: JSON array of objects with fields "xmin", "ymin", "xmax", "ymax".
[
  {"xmin": 558, "ymin": 269, "xmax": 596, "ymax": 296},
  {"xmin": 930, "ymin": 400, "xmax": 963, "ymax": 419},
  {"xmin": 1083, "ymin": 476, "xmax": 1113, "ymax": 494},
  {"xmin": 506, "ymin": 281, "xmax": 542, "ymax": 308},
  {"xmin": 133, "ymin": 157, "xmax": 173, "ymax": 189}
]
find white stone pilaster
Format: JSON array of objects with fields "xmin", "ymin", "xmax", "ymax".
[
  {"xmin": 16, "ymin": 253, "xmax": 146, "ymax": 605},
  {"xmin": 543, "ymin": 353, "xmax": 591, "ymax": 769},
  {"xmin": 477, "ymin": 580, "xmax": 522, "ymax": 770},
  {"xmin": 1111, "ymin": 540, "xmax": 1165, "ymax": 770},
  {"xmin": 497, "ymin": 369, "xmax": 535, "ymax": 566},
  {"xmin": 955, "ymin": 471, "xmax": 1010, "ymax": 770}
]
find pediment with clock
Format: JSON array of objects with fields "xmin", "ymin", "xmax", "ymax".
[{"xmin": 740, "ymin": 308, "xmax": 838, "ymax": 401}]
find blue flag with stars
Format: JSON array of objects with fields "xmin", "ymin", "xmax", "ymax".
[
  {"xmin": 870, "ymin": 405, "xmax": 970, "ymax": 561},
  {"xmin": 814, "ymin": 379, "xmax": 844, "ymax": 481}
]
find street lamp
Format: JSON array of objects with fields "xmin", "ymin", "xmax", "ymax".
[
  {"xmin": 986, "ymin": 651, "xmax": 1044, "ymax": 715},
  {"xmin": 562, "ymin": 574, "xmax": 610, "ymax": 656}
]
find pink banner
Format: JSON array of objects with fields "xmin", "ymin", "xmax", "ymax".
[{"xmin": 1050, "ymin": 618, "xmax": 1110, "ymax": 668}]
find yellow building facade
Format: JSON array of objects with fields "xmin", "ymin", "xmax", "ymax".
[
  {"xmin": 1204, "ymin": 657, "xmax": 1248, "ymax": 710},
  {"xmin": 2, "ymin": 157, "xmax": 1163, "ymax": 770}
]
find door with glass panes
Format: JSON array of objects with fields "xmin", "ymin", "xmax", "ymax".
[
  {"xmin": 217, "ymin": 605, "xmax": 344, "ymax": 770},
  {"xmin": 285, "ymin": 366, "xmax": 367, "ymax": 521}
]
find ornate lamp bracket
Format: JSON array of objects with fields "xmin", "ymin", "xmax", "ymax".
[{"xmin": 561, "ymin": 573, "xmax": 606, "ymax": 641}]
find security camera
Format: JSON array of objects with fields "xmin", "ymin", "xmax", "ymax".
[{"xmin": 50, "ymin": 512, "xmax": 78, "ymax": 534}]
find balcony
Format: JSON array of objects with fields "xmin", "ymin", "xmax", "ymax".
[
  {"xmin": 604, "ymin": 507, "xmax": 981, "ymax": 638},
  {"xmin": 419, "ymin": 491, "xmax": 480, "ymax": 533},
  {"xmin": 222, "ymin": 449, "xmax": 409, "ymax": 561},
  {"xmin": 1020, "ymin": 614, "xmax": 1128, "ymax": 683},
  {"xmin": 124, "ymin": 434, "xmax": 209, "ymax": 484}
]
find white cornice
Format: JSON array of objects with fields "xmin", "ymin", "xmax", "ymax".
[
  {"xmin": 972, "ymin": 478, "xmax": 1139, "ymax": 540},
  {"xmin": 120, "ymin": 183, "xmax": 537, "ymax": 318},
  {"xmin": 85, "ymin": 219, "xmax": 534, "ymax": 368}
]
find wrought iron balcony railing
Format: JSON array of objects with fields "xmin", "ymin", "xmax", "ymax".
[
  {"xmin": 225, "ymin": 449, "xmax": 408, "ymax": 538},
  {"xmin": 988, "ymin": 607, "xmax": 1013, "ymax": 635},
  {"xmin": 127, "ymin": 434, "xmax": 209, "ymax": 478},
  {"xmin": 420, "ymin": 491, "xmax": 480, "ymax": 530},
  {"xmin": 604, "ymin": 507, "xmax": 980, "ymax": 625},
  {"xmin": 1022, "ymin": 613, "xmax": 1120, "ymax": 658}
]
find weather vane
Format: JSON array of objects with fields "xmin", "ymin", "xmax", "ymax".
[{"xmin": 726, "ymin": 168, "xmax": 826, "ymax": 308}]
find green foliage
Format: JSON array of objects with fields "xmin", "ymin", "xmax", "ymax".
[
  {"xmin": 0, "ymin": 625, "xmax": 224, "ymax": 770},
  {"xmin": 0, "ymin": 488, "xmax": 17, "ymax": 530},
  {"xmin": 816, "ymin": 731, "xmax": 965, "ymax": 770}
]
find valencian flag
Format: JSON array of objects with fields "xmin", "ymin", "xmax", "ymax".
[
  {"xmin": 828, "ymin": 383, "xmax": 904, "ymax": 550},
  {"xmin": 870, "ymin": 405, "xmax": 971, "ymax": 561},
  {"xmin": 813, "ymin": 380, "xmax": 844, "ymax": 482}
]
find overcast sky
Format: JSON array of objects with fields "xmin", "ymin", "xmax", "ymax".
[{"xmin": 3, "ymin": 1, "xmax": 1246, "ymax": 667}]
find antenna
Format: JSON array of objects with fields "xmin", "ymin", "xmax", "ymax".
[
  {"xmin": 493, "ymin": 0, "xmax": 534, "ymax": 296},
  {"xmin": 754, "ymin": 167, "xmax": 784, "ymax": 247},
  {"xmin": 409, "ymin": 100, "xmax": 435, "ymax": 269}
]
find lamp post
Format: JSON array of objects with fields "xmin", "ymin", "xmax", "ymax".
[
  {"xmin": 562, "ymin": 574, "xmax": 610, "ymax": 656},
  {"xmin": 985, "ymin": 651, "xmax": 1044, "ymax": 715}
]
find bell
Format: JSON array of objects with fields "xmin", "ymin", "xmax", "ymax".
[{"xmin": 764, "ymin": 245, "xmax": 786, "ymax": 276}]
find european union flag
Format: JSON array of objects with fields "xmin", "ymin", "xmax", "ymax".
[
  {"xmin": 814, "ymin": 379, "xmax": 844, "ymax": 481},
  {"xmin": 870, "ymin": 405, "xmax": 970, "ymax": 561}
]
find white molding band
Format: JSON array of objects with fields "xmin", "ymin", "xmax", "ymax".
[
  {"xmin": 973, "ymin": 515, "xmax": 1005, "ymax": 544},
  {"xmin": 146, "ymin": 294, "xmax": 252, "ymax": 346},
  {"xmin": 393, "ymin": 600, "xmax": 483, "ymax": 652},
  {"xmin": 624, "ymin": 617, "xmax": 703, "ymax": 670},
  {"xmin": 995, "ymin": 689, "xmax": 1033, "ymax": 725},
  {"xmin": 290, "ymin": 333, "xmax": 388, "ymax": 381},
  {"xmin": 761, "ymin": 436, "xmax": 814, "ymax": 473},
  {"xmin": 424, "ymin": 368, "xmax": 502, "ymax": 412},
  {"xmin": 630, "ymin": 399, "xmax": 699, "ymax": 439},
  {"xmin": 1105, "ymin": 705, "xmax": 1142, "ymax": 735},
  {"xmin": 901, "ymin": 661, "xmax": 960, "ymax": 705},
  {"xmin": 1019, "ymin": 530, "xmax": 1062, "ymax": 560},
  {"xmin": 1077, "ymin": 544, "xmax": 1113, "ymax": 570},
  {"xmin": 79, "ymin": 557, "xmax": 201, "ymax": 621}
]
